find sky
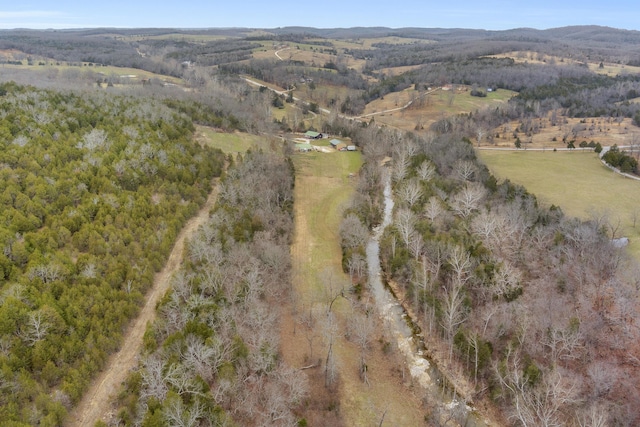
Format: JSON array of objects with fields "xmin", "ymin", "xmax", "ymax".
[{"xmin": 2, "ymin": 0, "xmax": 640, "ymax": 31}]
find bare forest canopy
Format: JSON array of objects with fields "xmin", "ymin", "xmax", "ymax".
[{"xmin": 4, "ymin": 25, "xmax": 640, "ymax": 70}]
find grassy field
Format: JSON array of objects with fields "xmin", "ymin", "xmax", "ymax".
[
  {"xmin": 123, "ymin": 33, "xmax": 233, "ymax": 43},
  {"xmin": 195, "ymin": 126, "xmax": 264, "ymax": 153},
  {"xmin": 251, "ymin": 42, "xmax": 367, "ymax": 70},
  {"xmin": 323, "ymin": 36, "xmax": 435, "ymax": 50},
  {"xmin": 478, "ymin": 150, "xmax": 640, "ymax": 259},
  {"xmin": 290, "ymin": 151, "xmax": 363, "ymax": 307},
  {"xmin": 487, "ymin": 51, "xmax": 640, "ymax": 77},
  {"xmin": 285, "ymin": 151, "xmax": 427, "ymax": 425},
  {"xmin": 489, "ymin": 116, "xmax": 640, "ymax": 149},
  {"xmin": 0, "ymin": 61, "xmax": 183, "ymax": 85},
  {"xmin": 363, "ymin": 86, "xmax": 517, "ymax": 131}
]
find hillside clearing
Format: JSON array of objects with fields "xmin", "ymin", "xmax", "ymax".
[
  {"xmin": 195, "ymin": 126, "xmax": 263, "ymax": 153},
  {"xmin": 363, "ymin": 86, "xmax": 516, "ymax": 131}
]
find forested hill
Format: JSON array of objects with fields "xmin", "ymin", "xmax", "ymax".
[
  {"xmin": 0, "ymin": 82, "xmax": 225, "ymax": 425},
  {"xmin": 3, "ymin": 25, "xmax": 640, "ymax": 76}
]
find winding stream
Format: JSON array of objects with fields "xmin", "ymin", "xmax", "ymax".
[{"xmin": 366, "ymin": 172, "xmax": 488, "ymax": 426}]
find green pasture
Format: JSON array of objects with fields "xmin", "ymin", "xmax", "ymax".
[
  {"xmin": 0, "ymin": 62, "xmax": 183, "ymax": 84},
  {"xmin": 290, "ymin": 150, "xmax": 425, "ymax": 425},
  {"xmin": 291, "ymin": 151, "xmax": 362, "ymax": 305},
  {"xmin": 435, "ymin": 88, "xmax": 516, "ymax": 114},
  {"xmin": 478, "ymin": 150, "xmax": 640, "ymax": 259},
  {"xmin": 196, "ymin": 126, "xmax": 263, "ymax": 153}
]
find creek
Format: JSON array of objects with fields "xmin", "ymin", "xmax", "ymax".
[{"xmin": 366, "ymin": 171, "xmax": 488, "ymax": 426}]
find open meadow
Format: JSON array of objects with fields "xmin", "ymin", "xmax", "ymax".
[
  {"xmin": 488, "ymin": 116, "xmax": 640, "ymax": 149},
  {"xmin": 195, "ymin": 126, "xmax": 264, "ymax": 153},
  {"xmin": 478, "ymin": 149, "xmax": 640, "ymax": 259},
  {"xmin": 0, "ymin": 58, "xmax": 183, "ymax": 86},
  {"xmin": 362, "ymin": 86, "xmax": 516, "ymax": 130},
  {"xmin": 487, "ymin": 50, "xmax": 640, "ymax": 77}
]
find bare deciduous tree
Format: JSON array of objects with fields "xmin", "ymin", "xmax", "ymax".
[
  {"xmin": 298, "ymin": 305, "xmax": 320, "ymax": 361},
  {"xmin": 450, "ymin": 182, "xmax": 486, "ymax": 218},
  {"xmin": 416, "ymin": 160, "xmax": 436, "ymax": 181},
  {"xmin": 321, "ymin": 311, "xmax": 339, "ymax": 387},
  {"xmin": 576, "ymin": 403, "xmax": 609, "ymax": 427},
  {"xmin": 542, "ymin": 323, "xmax": 584, "ymax": 362},
  {"xmin": 163, "ymin": 395, "xmax": 204, "ymax": 427},
  {"xmin": 493, "ymin": 260, "xmax": 522, "ymax": 300},
  {"xmin": 394, "ymin": 207, "xmax": 416, "ymax": 247},
  {"xmin": 27, "ymin": 263, "xmax": 63, "ymax": 284},
  {"xmin": 141, "ymin": 355, "xmax": 169, "ymax": 401},
  {"xmin": 349, "ymin": 307, "xmax": 375, "ymax": 385},
  {"xmin": 347, "ymin": 253, "xmax": 367, "ymax": 282},
  {"xmin": 424, "ymin": 196, "xmax": 445, "ymax": 224},
  {"xmin": 20, "ymin": 309, "xmax": 52, "ymax": 346},
  {"xmin": 495, "ymin": 347, "xmax": 576, "ymax": 427},
  {"xmin": 340, "ymin": 214, "xmax": 369, "ymax": 250},
  {"xmin": 392, "ymin": 149, "xmax": 410, "ymax": 183},
  {"xmin": 454, "ymin": 159, "xmax": 477, "ymax": 181},
  {"xmin": 396, "ymin": 178, "xmax": 423, "ymax": 208}
]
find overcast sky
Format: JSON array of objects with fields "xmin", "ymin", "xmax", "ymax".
[{"xmin": 2, "ymin": 0, "xmax": 640, "ymax": 31}]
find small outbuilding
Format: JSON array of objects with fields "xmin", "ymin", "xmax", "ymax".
[
  {"xmin": 330, "ymin": 139, "xmax": 342, "ymax": 147},
  {"xmin": 295, "ymin": 143, "xmax": 313, "ymax": 152}
]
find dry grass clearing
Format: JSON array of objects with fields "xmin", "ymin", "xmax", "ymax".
[
  {"xmin": 487, "ymin": 51, "xmax": 640, "ymax": 76},
  {"xmin": 363, "ymin": 86, "xmax": 516, "ymax": 131},
  {"xmin": 283, "ymin": 151, "xmax": 427, "ymax": 425},
  {"xmin": 0, "ymin": 59, "xmax": 182, "ymax": 86},
  {"xmin": 328, "ymin": 36, "xmax": 435, "ymax": 50},
  {"xmin": 378, "ymin": 64, "xmax": 427, "ymax": 76},
  {"xmin": 478, "ymin": 150, "xmax": 640, "ymax": 260},
  {"xmin": 252, "ymin": 42, "xmax": 367, "ymax": 70},
  {"xmin": 195, "ymin": 126, "xmax": 264, "ymax": 153},
  {"xmin": 488, "ymin": 117, "xmax": 640, "ymax": 149},
  {"xmin": 123, "ymin": 33, "xmax": 233, "ymax": 43}
]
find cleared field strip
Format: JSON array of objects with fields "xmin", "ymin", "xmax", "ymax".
[{"xmin": 286, "ymin": 151, "xmax": 426, "ymax": 425}]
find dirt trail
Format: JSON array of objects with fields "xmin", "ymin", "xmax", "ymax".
[{"xmin": 66, "ymin": 185, "xmax": 218, "ymax": 427}]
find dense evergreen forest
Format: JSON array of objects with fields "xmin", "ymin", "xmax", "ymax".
[{"xmin": 0, "ymin": 82, "xmax": 224, "ymax": 425}]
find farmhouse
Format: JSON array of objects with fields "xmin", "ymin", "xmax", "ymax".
[{"xmin": 305, "ymin": 131, "xmax": 323, "ymax": 139}]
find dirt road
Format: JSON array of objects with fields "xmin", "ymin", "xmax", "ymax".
[{"xmin": 66, "ymin": 185, "xmax": 218, "ymax": 427}]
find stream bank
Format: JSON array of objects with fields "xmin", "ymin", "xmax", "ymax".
[{"xmin": 366, "ymin": 172, "xmax": 495, "ymax": 426}]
